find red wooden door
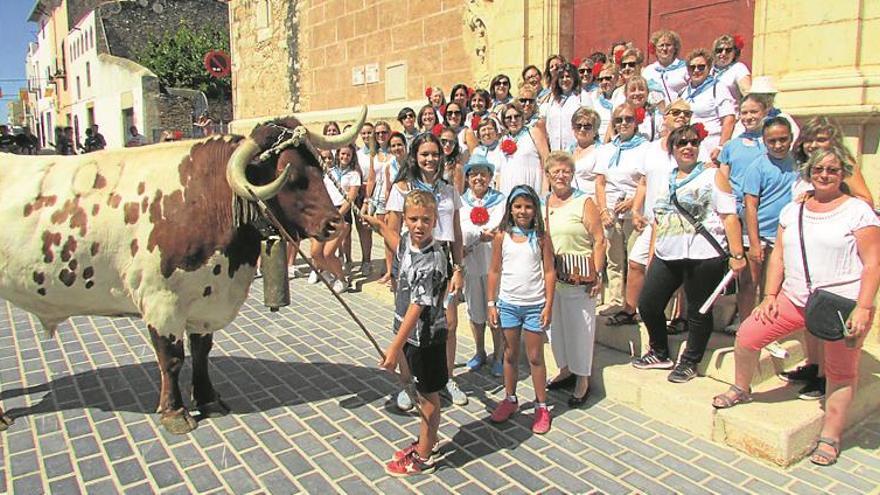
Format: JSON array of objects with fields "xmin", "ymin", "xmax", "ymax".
[{"xmin": 572, "ymin": 0, "xmax": 754, "ymax": 68}]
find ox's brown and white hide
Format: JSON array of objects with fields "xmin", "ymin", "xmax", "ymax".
[{"xmin": 0, "ymin": 138, "xmax": 257, "ymax": 340}]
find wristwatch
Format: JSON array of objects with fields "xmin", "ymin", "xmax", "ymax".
[
  {"xmin": 731, "ymin": 253, "xmax": 746, "ymax": 260},
  {"xmin": 487, "ymin": 301, "xmax": 496, "ymax": 307}
]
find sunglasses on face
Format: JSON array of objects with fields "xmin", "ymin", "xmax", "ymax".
[
  {"xmin": 613, "ymin": 116, "xmax": 635, "ymax": 125},
  {"xmin": 597, "ymin": 76, "xmax": 614, "ymax": 82},
  {"xmin": 811, "ymin": 166, "xmax": 842, "ymax": 176},
  {"xmin": 715, "ymin": 46, "xmax": 735, "ymax": 54},
  {"xmin": 688, "ymin": 63, "xmax": 708, "ymax": 72},
  {"xmin": 496, "ymin": 80, "xmax": 510, "ymax": 86},
  {"xmin": 446, "ymin": 110, "xmax": 462, "ymax": 116},
  {"xmin": 375, "ymin": 130, "xmax": 389, "ymax": 135},
  {"xmin": 440, "ymin": 138, "xmax": 455, "ymax": 147},
  {"xmin": 620, "ymin": 61, "xmax": 638, "ymax": 69},
  {"xmin": 578, "ymin": 68, "xmax": 590, "ymax": 74},
  {"xmin": 518, "ymin": 98, "xmax": 536, "ymax": 104},
  {"xmin": 675, "ymin": 138, "xmax": 700, "ymax": 148},
  {"xmin": 574, "ymin": 123, "xmax": 594, "ymax": 131},
  {"xmin": 402, "ymin": 113, "xmax": 415, "ymax": 119},
  {"xmin": 667, "ymin": 109, "xmax": 693, "ymax": 118},
  {"xmin": 504, "ymin": 114, "xmax": 522, "ymax": 121}
]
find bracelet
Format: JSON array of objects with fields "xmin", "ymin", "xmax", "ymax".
[
  {"xmin": 487, "ymin": 300, "xmax": 496, "ymax": 307},
  {"xmin": 731, "ymin": 253, "xmax": 746, "ymax": 260}
]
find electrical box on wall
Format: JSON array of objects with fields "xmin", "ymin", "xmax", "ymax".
[
  {"xmin": 351, "ymin": 66, "xmax": 365, "ymax": 86},
  {"xmin": 365, "ymin": 63, "xmax": 380, "ymax": 84}
]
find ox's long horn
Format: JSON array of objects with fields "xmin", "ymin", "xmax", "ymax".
[
  {"xmin": 306, "ymin": 105, "xmax": 368, "ymax": 149},
  {"xmin": 226, "ymin": 137, "xmax": 291, "ymax": 201}
]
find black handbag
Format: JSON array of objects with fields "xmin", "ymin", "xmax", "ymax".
[{"xmin": 797, "ymin": 202, "xmax": 856, "ymax": 341}]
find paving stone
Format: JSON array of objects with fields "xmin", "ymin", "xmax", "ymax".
[
  {"xmin": 702, "ymin": 476, "xmax": 751, "ymax": 495},
  {"xmin": 261, "ymin": 469, "xmax": 301, "ymax": 495},
  {"xmin": 623, "ymin": 471, "xmax": 676, "ymax": 495},
  {"xmin": 10, "ymin": 451, "xmax": 39, "ymax": 477},
  {"xmin": 818, "ymin": 464, "xmax": 879, "ymax": 492},
  {"xmin": 743, "ymin": 478, "xmax": 790, "ymax": 495},
  {"xmin": 148, "ymin": 460, "xmax": 185, "ymax": 488},
  {"xmin": 78, "ymin": 456, "xmax": 111, "ymax": 482},
  {"xmin": 655, "ymin": 454, "xmax": 711, "ymax": 482},
  {"xmin": 313, "ymin": 452, "xmax": 352, "ymax": 479},
  {"xmin": 658, "ymin": 472, "xmax": 714, "ymax": 495},
  {"xmin": 502, "ymin": 462, "xmax": 550, "ymax": 492},
  {"xmin": 580, "ymin": 468, "xmax": 632, "ymax": 495},
  {"xmin": 375, "ymin": 477, "xmax": 417, "ymax": 495},
  {"xmin": 733, "ymin": 457, "xmax": 794, "ymax": 486},
  {"xmin": 240, "ymin": 447, "xmax": 277, "ymax": 475},
  {"xmin": 693, "ymin": 455, "xmax": 749, "ymax": 483},
  {"xmin": 43, "ymin": 452, "xmax": 74, "ymax": 479},
  {"xmin": 221, "ymin": 466, "xmax": 260, "ymax": 494},
  {"xmin": 298, "ymin": 472, "xmax": 337, "ymax": 493},
  {"xmin": 85, "ymin": 478, "xmax": 119, "ymax": 495},
  {"xmin": 124, "ymin": 482, "xmax": 156, "ymax": 495},
  {"xmin": 12, "ymin": 473, "xmax": 44, "ymax": 495},
  {"xmin": 788, "ymin": 480, "xmax": 828, "ymax": 495},
  {"xmin": 113, "ymin": 458, "xmax": 147, "ymax": 485},
  {"xmin": 169, "ymin": 443, "xmax": 205, "ymax": 469},
  {"xmin": 540, "ymin": 466, "xmax": 594, "ymax": 493},
  {"xmin": 48, "ymin": 476, "xmax": 82, "ymax": 495},
  {"xmin": 105, "ymin": 437, "xmax": 135, "ymax": 461},
  {"xmin": 462, "ymin": 461, "xmax": 510, "ymax": 491},
  {"xmin": 186, "ymin": 465, "xmax": 223, "ymax": 492}
]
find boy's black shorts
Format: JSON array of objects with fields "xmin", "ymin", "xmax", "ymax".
[{"xmin": 404, "ymin": 342, "xmax": 448, "ymax": 395}]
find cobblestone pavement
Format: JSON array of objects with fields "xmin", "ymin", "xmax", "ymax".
[{"xmin": 1, "ymin": 257, "xmax": 880, "ymax": 493}]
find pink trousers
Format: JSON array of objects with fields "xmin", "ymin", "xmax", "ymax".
[{"xmin": 736, "ymin": 293, "xmax": 862, "ymax": 383}]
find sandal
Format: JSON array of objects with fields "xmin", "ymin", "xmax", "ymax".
[
  {"xmin": 667, "ymin": 318, "xmax": 688, "ymax": 335},
  {"xmin": 809, "ymin": 437, "xmax": 840, "ymax": 466},
  {"xmin": 606, "ymin": 311, "xmax": 639, "ymax": 326},
  {"xmin": 712, "ymin": 384, "xmax": 752, "ymax": 409}
]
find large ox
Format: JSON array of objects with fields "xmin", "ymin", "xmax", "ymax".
[{"xmin": 0, "ymin": 108, "xmax": 366, "ymax": 433}]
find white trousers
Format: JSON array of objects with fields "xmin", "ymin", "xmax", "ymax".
[{"xmin": 549, "ymin": 284, "xmax": 598, "ymax": 376}]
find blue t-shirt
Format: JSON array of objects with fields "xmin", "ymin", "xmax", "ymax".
[
  {"xmin": 741, "ymin": 154, "xmax": 798, "ymax": 240},
  {"xmin": 719, "ymin": 135, "xmax": 765, "ymax": 213}
]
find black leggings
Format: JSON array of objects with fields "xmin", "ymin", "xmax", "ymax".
[{"xmin": 638, "ymin": 256, "xmax": 726, "ymax": 364}]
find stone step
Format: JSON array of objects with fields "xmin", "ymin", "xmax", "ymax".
[
  {"xmin": 594, "ymin": 297, "xmax": 807, "ymax": 387},
  {"xmin": 590, "ymin": 341, "xmax": 880, "ymax": 467}
]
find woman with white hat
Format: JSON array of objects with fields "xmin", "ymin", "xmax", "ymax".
[{"xmin": 734, "ymin": 76, "xmax": 800, "ymax": 142}]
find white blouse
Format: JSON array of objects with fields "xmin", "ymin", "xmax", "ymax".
[
  {"xmin": 540, "ymin": 92, "xmax": 589, "ymax": 151},
  {"xmin": 594, "ymin": 140, "xmax": 649, "ymax": 212},
  {"xmin": 780, "ymin": 198, "xmax": 879, "ymax": 306},
  {"xmin": 386, "ymin": 181, "xmax": 462, "ymax": 242},
  {"xmin": 643, "ymin": 60, "xmax": 689, "ymax": 104},
  {"xmin": 573, "ymin": 145, "xmax": 600, "ymax": 197}
]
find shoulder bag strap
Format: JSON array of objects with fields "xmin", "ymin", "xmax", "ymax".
[
  {"xmin": 797, "ymin": 201, "xmax": 813, "ymax": 292},
  {"xmin": 669, "ymin": 192, "xmax": 728, "ymax": 258}
]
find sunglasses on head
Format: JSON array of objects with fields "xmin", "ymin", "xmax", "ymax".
[
  {"xmin": 675, "ymin": 138, "xmax": 701, "ymax": 148},
  {"xmin": 613, "ymin": 116, "xmax": 635, "ymax": 125},
  {"xmin": 667, "ymin": 109, "xmax": 693, "ymax": 118},
  {"xmin": 715, "ymin": 46, "xmax": 735, "ymax": 54},
  {"xmin": 597, "ymin": 76, "xmax": 613, "ymax": 82},
  {"xmin": 688, "ymin": 63, "xmax": 708, "ymax": 72},
  {"xmin": 620, "ymin": 61, "xmax": 638, "ymax": 69}
]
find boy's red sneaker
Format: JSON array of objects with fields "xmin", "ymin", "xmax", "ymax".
[
  {"xmin": 385, "ymin": 450, "xmax": 436, "ymax": 477},
  {"xmin": 392, "ymin": 440, "xmax": 440, "ymax": 461},
  {"xmin": 532, "ymin": 406, "xmax": 552, "ymax": 434},
  {"xmin": 490, "ymin": 398, "xmax": 518, "ymax": 423}
]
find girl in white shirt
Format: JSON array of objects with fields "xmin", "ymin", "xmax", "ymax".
[
  {"xmin": 312, "ymin": 145, "xmax": 362, "ymax": 294},
  {"xmin": 539, "ymin": 63, "xmax": 586, "ymax": 152}
]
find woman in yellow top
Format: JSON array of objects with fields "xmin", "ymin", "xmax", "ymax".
[{"xmin": 543, "ymin": 151, "xmax": 606, "ymax": 406}]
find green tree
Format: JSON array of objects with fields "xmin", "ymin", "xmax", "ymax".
[{"xmin": 134, "ymin": 22, "xmax": 230, "ymax": 99}]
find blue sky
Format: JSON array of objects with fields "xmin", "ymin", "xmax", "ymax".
[{"xmin": 0, "ymin": 1, "xmax": 40, "ymax": 123}]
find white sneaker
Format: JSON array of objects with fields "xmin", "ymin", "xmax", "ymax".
[
  {"xmin": 332, "ymin": 278, "xmax": 348, "ymax": 294},
  {"xmin": 444, "ymin": 380, "xmax": 468, "ymax": 406},
  {"xmin": 396, "ymin": 389, "xmax": 414, "ymax": 411},
  {"xmin": 307, "ymin": 271, "xmax": 320, "ymax": 284}
]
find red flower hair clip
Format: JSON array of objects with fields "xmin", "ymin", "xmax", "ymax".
[
  {"xmin": 614, "ymin": 48, "xmax": 624, "ymax": 65},
  {"xmin": 500, "ymin": 139, "xmax": 517, "ymax": 156},
  {"xmin": 431, "ymin": 123, "xmax": 444, "ymax": 136},
  {"xmin": 425, "ymin": 87, "xmax": 433, "ymax": 98},
  {"xmin": 634, "ymin": 107, "xmax": 646, "ymax": 124},
  {"xmin": 470, "ymin": 206, "xmax": 489, "ymax": 226},
  {"xmin": 572, "ymin": 57, "xmax": 582, "ymax": 68},
  {"xmin": 693, "ymin": 123, "xmax": 708, "ymax": 140},
  {"xmin": 648, "ymin": 43, "xmax": 656, "ymax": 56},
  {"xmin": 439, "ymin": 103, "xmax": 447, "ymax": 117},
  {"xmin": 733, "ymin": 34, "xmax": 745, "ymax": 50},
  {"xmin": 471, "ymin": 114, "xmax": 482, "ymax": 130},
  {"xmin": 467, "ymin": 86, "xmax": 475, "ymax": 98},
  {"xmin": 591, "ymin": 62, "xmax": 604, "ymax": 78}
]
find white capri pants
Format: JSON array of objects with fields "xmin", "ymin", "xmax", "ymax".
[
  {"xmin": 549, "ymin": 284, "xmax": 598, "ymax": 377},
  {"xmin": 464, "ymin": 272, "xmax": 489, "ymax": 325}
]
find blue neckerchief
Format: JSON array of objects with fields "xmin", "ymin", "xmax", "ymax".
[
  {"xmin": 390, "ymin": 157, "xmax": 400, "ymax": 177},
  {"xmin": 411, "ymin": 177, "xmax": 445, "ymax": 203},
  {"xmin": 596, "ymin": 92, "xmax": 614, "ymax": 110},
  {"xmin": 740, "ymin": 130, "xmax": 763, "ymax": 141},
  {"xmin": 463, "ymin": 188, "xmax": 504, "ymax": 208},
  {"xmin": 582, "ymin": 83, "xmax": 598, "ymax": 93},
  {"xmin": 767, "ymin": 107, "xmax": 782, "ymax": 119},
  {"xmin": 480, "ymin": 141, "xmax": 499, "ymax": 152},
  {"xmin": 493, "ymin": 96, "xmax": 512, "ymax": 108},
  {"xmin": 609, "ymin": 134, "xmax": 647, "ymax": 167},
  {"xmin": 331, "ymin": 166, "xmax": 347, "ymax": 184},
  {"xmin": 713, "ymin": 63, "xmax": 730, "ymax": 78},
  {"xmin": 656, "ymin": 59, "xmax": 686, "ymax": 74},
  {"xmin": 684, "ymin": 75, "xmax": 717, "ymax": 102},
  {"xmin": 526, "ymin": 114, "xmax": 540, "ymax": 127},
  {"xmin": 360, "ymin": 145, "xmax": 370, "ymax": 155},
  {"xmin": 669, "ymin": 162, "xmax": 705, "ymax": 196},
  {"xmin": 509, "ymin": 126, "xmax": 529, "ymax": 143},
  {"xmin": 538, "ymin": 87, "xmax": 550, "ymax": 99},
  {"xmin": 510, "ymin": 226, "xmax": 539, "ymax": 250}
]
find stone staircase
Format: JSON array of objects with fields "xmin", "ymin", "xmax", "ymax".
[{"xmin": 590, "ymin": 296, "xmax": 880, "ymax": 467}]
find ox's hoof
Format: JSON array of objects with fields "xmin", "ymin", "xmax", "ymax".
[
  {"xmin": 161, "ymin": 408, "xmax": 198, "ymax": 435},
  {"xmin": 0, "ymin": 414, "xmax": 13, "ymax": 432},
  {"xmin": 196, "ymin": 397, "xmax": 230, "ymax": 419}
]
